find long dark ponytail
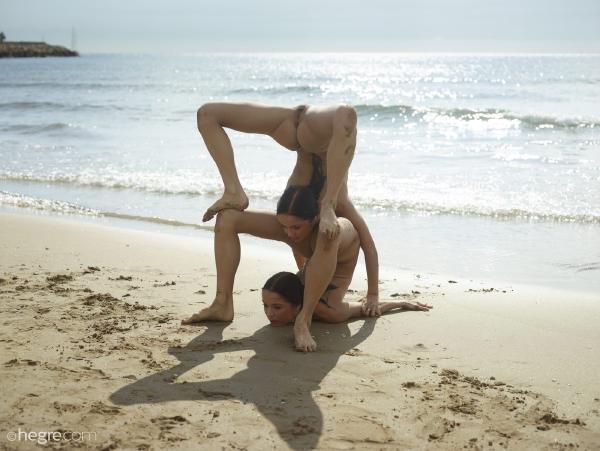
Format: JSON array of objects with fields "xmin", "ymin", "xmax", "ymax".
[
  {"xmin": 308, "ymin": 153, "xmax": 325, "ymax": 199},
  {"xmin": 277, "ymin": 154, "xmax": 325, "ymax": 219}
]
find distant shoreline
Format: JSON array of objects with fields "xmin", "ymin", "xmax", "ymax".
[{"xmin": 0, "ymin": 41, "xmax": 79, "ymax": 58}]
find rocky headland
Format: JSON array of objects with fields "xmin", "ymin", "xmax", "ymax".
[{"xmin": 0, "ymin": 41, "xmax": 79, "ymax": 58}]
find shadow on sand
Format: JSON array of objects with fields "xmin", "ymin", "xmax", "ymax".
[{"xmin": 110, "ymin": 320, "xmax": 376, "ymax": 449}]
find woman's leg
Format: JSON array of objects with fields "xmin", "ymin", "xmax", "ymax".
[
  {"xmin": 312, "ymin": 277, "xmax": 359, "ymax": 323},
  {"xmin": 182, "ymin": 210, "xmax": 289, "ymax": 324},
  {"xmin": 196, "ymin": 102, "xmax": 298, "ymax": 222},
  {"xmin": 316, "ymin": 300, "xmax": 432, "ymax": 323},
  {"xmin": 311, "ymin": 243, "xmax": 360, "ymax": 324},
  {"xmin": 293, "ymin": 231, "xmax": 341, "ymax": 351}
]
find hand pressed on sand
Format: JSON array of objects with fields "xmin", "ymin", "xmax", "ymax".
[{"xmin": 360, "ymin": 293, "xmax": 381, "ymax": 317}]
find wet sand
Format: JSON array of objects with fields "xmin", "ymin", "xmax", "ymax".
[{"xmin": 1, "ymin": 212, "xmax": 599, "ymax": 450}]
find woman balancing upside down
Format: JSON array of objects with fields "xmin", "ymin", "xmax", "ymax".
[
  {"xmin": 194, "ymin": 103, "xmax": 378, "ymax": 303},
  {"xmin": 182, "ymin": 103, "xmax": 426, "ymax": 351}
]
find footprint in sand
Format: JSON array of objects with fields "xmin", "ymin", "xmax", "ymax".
[
  {"xmin": 151, "ymin": 415, "xmax": 190, "ymax": 442},
  {"xmin": 82, "ymin": 266, "xmax": 101, "ymax": 275},
  {"xmin": 46, "ymin": 274, "xmax": 74, "ymax": 283},
  {"xmin": 53, "ymin": 401, "xmax": 80, "ymax": 413},
  {"xmin": 291, "ymin": 416, "xmax": 318, "ymax": 436},
  {"xmin": 89, "ymin": 401, "xmax": 122, "ymax": 415}
]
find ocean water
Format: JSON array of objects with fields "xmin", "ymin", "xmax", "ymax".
[{"xmin": 1, "ymin": 53, "xmax": 599, "ymax": 292}]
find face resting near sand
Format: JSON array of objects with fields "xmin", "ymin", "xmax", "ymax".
[
  {"xmin": 262, "ymin": 289, "xmax": 300, "ymax": 326},
  {"xmin": 276, "ymin": 213, "xmax": 314, "ymax": 243}
]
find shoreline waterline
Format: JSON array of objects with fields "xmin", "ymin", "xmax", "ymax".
[{"xmin": 2, "ymin": 206, "xmax": 598, "ymax": 297}]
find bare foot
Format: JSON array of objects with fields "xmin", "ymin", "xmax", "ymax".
[
  {"xmin": 318, "ymin": 206, "xmax": 340, "ymax": 240},
  {"xmin": 202, "ymin": 191, "xmax": 249, "ymax": 222},
  {"xmin": 294, "ymin": 321, "xmax": 317, "ymax": 352},
  {"xmin": 181, "ymin": 302, "xmax": 234, "ymax": 325}
]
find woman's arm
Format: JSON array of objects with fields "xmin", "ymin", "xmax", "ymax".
[
  {"xmin": 335, "ymin": 192, "xmax": 380, "ymax": 316},
  {"xmin": 379, "ymin": 301, "xmax": 432, "ymax": 314},
  {"xmin": 316, "ymin": 300, "xmax": 432, "ymax": 323}
]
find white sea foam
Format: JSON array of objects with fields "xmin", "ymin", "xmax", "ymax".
[
  {"xmin": 0, "ymin": 191, "xmax": 214, "ymax": 231},
  {"xmin": 0, "ymin": 191, "xmax": 100, "ymax": 216}
]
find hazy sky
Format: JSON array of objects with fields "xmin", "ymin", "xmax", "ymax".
[{"xmin": 1, "ymin": 0, "xmax": 599, "ymax": 53}]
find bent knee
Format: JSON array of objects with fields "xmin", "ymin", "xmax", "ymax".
[
  {"xmin": 197, "ymin": 103, "xmax": 218, "ymax": 130},
  {"xmin": 214, "ymin": 209, "xmax": 241, "ymax": 233},
  {"xmin": 333, "ymin": 105, "xmax": 357, "ymax": 136}
]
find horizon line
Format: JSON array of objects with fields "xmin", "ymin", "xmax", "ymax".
[{"xmin": 77, "ymin": 50, "xmax": 600, "ymax": 56}]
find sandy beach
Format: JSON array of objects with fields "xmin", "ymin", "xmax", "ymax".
[{"xmin": 1, "ymin": 211, "xmax": 599, "ymax": 450}]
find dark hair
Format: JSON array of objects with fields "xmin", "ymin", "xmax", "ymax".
[
  {"xmin": 308, "ymin": 153, "xmax": 325, "ymax": 198},
  {"xmin": 262, "ymin": 270, "xmax": 337, "ymax": 309},
  {"xmin": 276, "ymin": 154, "xmax": 325, "ymax": 220},
  {"xmin": 262, "ymin": 271, "xmax": 303, "ymax": 307}
]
